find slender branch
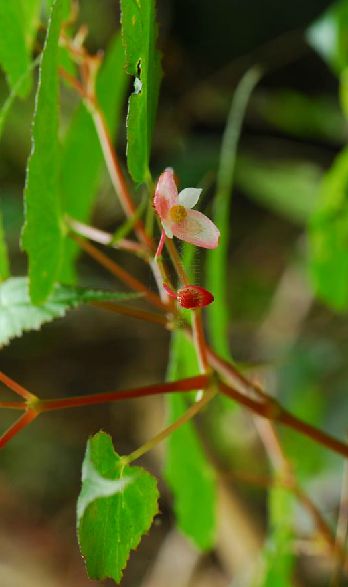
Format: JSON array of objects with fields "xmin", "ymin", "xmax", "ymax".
[
  {"xmin": 206, "ymin": 345, "xmax": 269, "ymax": 401},
  {"xmin": 59, "ymin": 46, "xmax": 154, "ymax": 251},
  {"xmin": 59, "ymin": 67, "xmax": 85, "ymax": 97},
  {"xmin": 0, "ymin": 401, "xmax": 27, "ymax": 410},
  {"xmin": 192, "ymin": 309, "xmax": 209, "ymax": 373},
  {"xmin": 331, "ymin": 452, "xmax": 348, "ymax": 585},
  {"xmin": 255, "ymin": 418, "xmax": 341, "ymax": 564},
  {"xmin": 124, "ymin": 387, "xmax": 217, "ymax": 464},
  {"xmin": 90, "ymin": 106, "xmax": 154, "ymax": 251},
  {"xmin": 0, "ymin": 410, "xmax": 37, "ymax": 449},
  {"xmin": 37, "ymin": 375, "xmax": 210, "ymax": 412},
  {"xmin": 165, "ymin": 239, "xmax": 189, "ymax": 286},
  {"xmin": 72, "ymin": 234, "xmax": 166, "ymax": 311},
  {"xmin": 219, "ymin": 381, "xmax": 348, "ymax": 459},
  {"xmin": 91, "ymin": 301, "xmax": 167, "ymax": 326},
  {"xmin": 0, "ymin": 371, "xmax": 37, "ymax": 401},
  {"xmin": 67, "ymin": 216, "xmax": 148, "ymax": 258}
]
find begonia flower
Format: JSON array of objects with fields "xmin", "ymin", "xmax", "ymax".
[
  {"xmin": 154, "ymin": 168, "xmax": 220, "ymax": 254},
  {"xmin": 163, "ymin": 283, "xmax": 214, "ymax": 309}
]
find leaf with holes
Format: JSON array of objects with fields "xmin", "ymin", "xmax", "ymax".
[
  {"xmin": 120, "ymin": 0, "xmax": 162, "ymax": 183},
  {"xmin": 0, "ymin": 277, "xmax": 139, "ymax": 348},
  {"xmin": 77, "ymin": 431, "xmax": 159, "ymax": 583}
]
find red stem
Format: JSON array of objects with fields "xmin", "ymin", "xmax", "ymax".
[
  {"xmin": 219, "ymin": 381, "xmax": 348, "ymax": 459},
  {"xmin": 0, "ymin": 401, "xmax": 27, "ymax": 410},
  {"xmin": 0, "ymin": 410, "xmax": 37, "ymax": 449},
  {"xmin": 38, "ymin": 375, "xmax": 209, "ymax": 412},
  {"xmin": 0, "ymin": 371, "xmax": 37, "ymax": 401},
  {"xmin": 72, "ymin": 234, "xmax": 166, "ymax": 311}
]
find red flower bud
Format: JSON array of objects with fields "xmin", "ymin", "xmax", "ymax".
[{"xmin": 176, "ymin": 285, "xmax": 214, "ymax": 309}]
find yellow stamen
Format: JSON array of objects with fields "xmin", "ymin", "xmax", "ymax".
[{"xmin": 169, "ymin": 205, "xmax": 187, "ymax": 223}]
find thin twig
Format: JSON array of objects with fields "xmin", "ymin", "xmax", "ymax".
[
  {"xmin": 0, "ymin": 371, "xmax": 37, "ymax": 401},
  {"xmin": 0, "ymin": 401, "xmax": 27, "ymax": 410},
  {"xmin": 91, "ymin": 106, "xmax": 154, "ymax": 251},
  {"xmin": 219, "ymin": 381, "xmax": 348, "ymax": 459},
  {"xmin": 72, "ymin": 234, "xmax": 166, "ymax": 311},
  {"xmin": 124, "ymin": 388, "xmax": 217, "ymax": 464},
  {"xmin": 0, "ymin": 410, "xmax": 37, "ymax": 449},
  {"xmin": 91, "ymin": 301, "xmax": 167, "ymax": 326},
  {"xmin": 37, "ymin": 375, "xmax": 210, "ymax": 412},
  {"xmin": 67, "ymin": 216, "xmax": 148, "ymax": 258}
]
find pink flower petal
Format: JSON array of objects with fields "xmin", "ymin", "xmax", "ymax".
[
  {"xmin": 168, "ymin": 209, "xmax": 220, "ymax": 249},
  {"xmin": 154, "ymin": 168, "xmax": 178, "ymax": 220}
]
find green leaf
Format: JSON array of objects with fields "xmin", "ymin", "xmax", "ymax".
[
  {"xmin": 206, "ymin": 68, "xmax": 261, "ymax": 360},
  {"xmin": 254, "ymin": 486, "xmax": 294, "ymax": 587},
  {"xmin": 21, "ymin": 0, "xmax": 64, "ymax": 304},
  {"xmin": 120, "ymin": 0, "xmax": 162, "ymax": 183},
  {"xmin": 59, "ymin": 33, "xmax": 127, "ymax": 283},
  {"xmin": 20, "ymin": 0, "xmax": 42, "ymax": 51},
  {"xmin": 236, "ymin": 155, "xmax": 322, "ymax": 224},
  {"xmin": 256, "ymin": 488, "xmax": 294, "ymax": 587},
  {"xmin": 0, "ymin": 277, "xmax": 138, "ymax": 348},
  {"xmin": 0, "ymin": 55, "xmax": 41, "ymax": 141},
  {"xmin": 254, "ymin": 89, "xmax": 346, "ymax": 143},
  {"xmin": 0, "ymin": 212, "xmax": 10, "ymax": 282},
  {"xmin": 165, "ymin": 330, "xmax": 216, "ymax": 550},
  {"xmin": 0, "ymin": 1, "xmax": 32, "ymax": 97},
  {"xmin": 307, "ymin": 0, "xmax": 348, "ymax": 76},
  {"xmin": 77, "ymin": 431, "xmax": 159, "ymax": 583},
  {"xmin": 309, "ymin": 147, "xmax": 348, "ymax": 310}
]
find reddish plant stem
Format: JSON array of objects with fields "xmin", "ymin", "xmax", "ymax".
[
  {"xmin": 165, "ymin": 239, "xmax": 189, "ymax": 286},
  {"xmin": 38, "ymin": 375, "xmax": 210, "ymax": 412},
  {"xmin": 0, "ymin": 410, "xmax": 37, "ymax": 449},
  {"xmin": 91, "ymin": 107, "xmax": 154, "ymax": 251},
  {"xmin": 0, "ymin": 371, "xmax": 37, "ymax": 401},
  {"xmin": 206, "ymin": 345, "xmax": 268, "ymax": 401},
  {"xmin": 91, "ymin": 301, "xmax": 167, "ymax": 326},
  {"xmin": 59, "ymin": 67, "xmax": 85, "ymax": 97},
  {"xmin": 219, "ymin": 381, "xmax": 348, "ymax": 459},
  {"xmin": 0, "ymin": 401, "xmax": 27, "ymax": 410},
  {"xmin": 255, "ymin": 418, "xmax": 340, "ymax": 562},
  {"xmin": 192, "ymin": 309, "xmax": 209, "ymax": 373},
  {"xmin": 67, "ymin": 217, "xmax": 148, "ymax": 258},
  {"xmin": 72, "ymin": 234, "xmax": 166, "ymax": 311}
]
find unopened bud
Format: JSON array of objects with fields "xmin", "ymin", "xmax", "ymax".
[{"xmin": 176, "ymin": 285, "xmax": 214, "ymax": 309}]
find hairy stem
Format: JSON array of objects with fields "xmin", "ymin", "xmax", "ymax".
[{"xmin": 165, "ymin": 239, "xmax": 189, "ymax": 286}]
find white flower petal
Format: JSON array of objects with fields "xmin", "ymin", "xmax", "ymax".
[{"xmin": 178, "ymin": 188, "xmax": 202, "ymax": 209}]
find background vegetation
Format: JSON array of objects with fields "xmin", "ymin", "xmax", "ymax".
[{"xmin": 1, "ymin": 0, "xmax": 348, "ymax": 585}]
